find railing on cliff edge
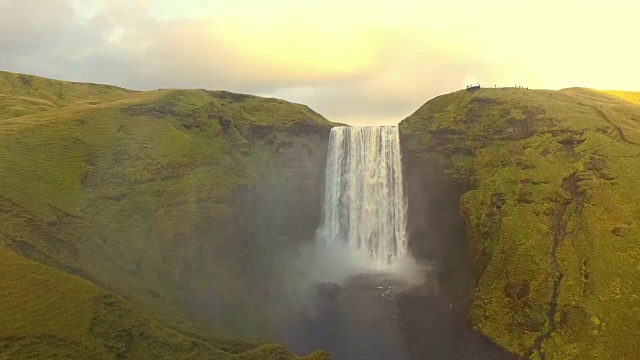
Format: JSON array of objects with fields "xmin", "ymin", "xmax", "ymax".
[{"xmin": 466, "ymin": 84, "xmax": 529, "ymax": 90}]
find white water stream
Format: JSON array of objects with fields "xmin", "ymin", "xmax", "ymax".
[{"xmin": 316, "ymin": 126, "xmax": 408, "ymax": 268}]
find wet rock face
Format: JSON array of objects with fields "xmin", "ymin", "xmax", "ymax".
[
  {"xmin": 279, "ymin": 274, "xmax": 411, "ymax": 360},
  {"xmin": 398, "ymin": 134, "xmax": 516, "ymax": 360},
  {"xmin": 254, "ymin": 130, "xmax": 330, "ymax": 242},
  {"xmin": 316, "ymin": 282, "xmax": 343, "ymax": 299},
  {"xmin": 399, "ymin": 88, "xmax": 640, "ymax": 359},
  {"xmin": 188, "ymin": 126, "xmax": 332, "ymax": 334}
]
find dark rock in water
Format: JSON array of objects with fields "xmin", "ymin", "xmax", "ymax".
[{"xmin": 316, "ymin": 281, "xmax": 342, "ymax": 298}]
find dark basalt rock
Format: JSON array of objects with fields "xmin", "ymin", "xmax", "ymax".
[{"xmin": 316, "ymin": 281, "xmax": 342, "ymax": 298}]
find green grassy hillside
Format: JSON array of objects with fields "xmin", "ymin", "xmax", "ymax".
[
  {"xmin": 0, "ymin": 70, "xmax": 133, "ymax": 119},
  {"xmin": 603, "ymin": 90, "xmax": 640, "ymax": 105},
  {"xmin": 0, "ymin": 71, "xmax": 334, "ymax": 359},
  {"xmin": 400, "ymin": 87, "xmax": 640, "ymax": 359},
  {"xmin": 0, "ymin": 248, "xmax": 330, "ymax": 360}
]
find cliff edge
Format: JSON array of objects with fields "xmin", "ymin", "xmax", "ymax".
[{"xmin": 400, "ymin": 87, "xmax": 640, "ymax": 359}]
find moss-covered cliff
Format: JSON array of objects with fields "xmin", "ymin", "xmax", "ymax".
[
  {"xmin": 0, "ymin": 71, "xmax": 334, "ymax": 359},
  {"xmin": 400, "ymin": 87, "xmax": 640, "ymax": 359}
]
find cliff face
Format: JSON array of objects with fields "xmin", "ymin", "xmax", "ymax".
[
  {"xmin": 0, "ymin": 71, "xmax": 333, "ymax": 358},
  {"xmin": 399, "ymin": 87, "xmax": 640, "ymax": 359}
]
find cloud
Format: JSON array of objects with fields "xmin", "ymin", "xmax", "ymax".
[
  {"xmin": 0, "ymin": 0, "xmax": 74, "ymax": 58},
  {"xmin": 1, "ymin": 0, "xmax": 639, "ymax": 125}
]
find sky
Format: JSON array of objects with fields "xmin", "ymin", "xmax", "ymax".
[{"xmin": 1, "ymin": 0, "xmax": 639, "ymax": 125}]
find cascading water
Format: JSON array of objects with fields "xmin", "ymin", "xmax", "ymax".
[
  {"xmin": 316, "ymin": 126, "xmax": 408, "ymax": 268},
  {"xmin": 282, "ymin": 126, "xmax": 511, "ymax": 360}
]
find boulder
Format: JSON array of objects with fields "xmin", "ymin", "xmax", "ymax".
[{"xmin": 316, "ymin": 281, "xmax": 342, "ymax": 298}]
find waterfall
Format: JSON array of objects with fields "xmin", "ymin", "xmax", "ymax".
[{"xmin": 316, "ymin": 126, "xmax": 408, "ymax": 267}]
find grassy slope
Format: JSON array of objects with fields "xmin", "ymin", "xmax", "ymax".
[
  {"xmin": 0, "ymin": 70, "xmax": 133, "ymax": 119},
  {"xmin": 0, "ymin": 71, "xmax": 333, "ymax": 359},
  {"xmin": 400, "ymin": 87, "xmax": 640, "ymax": 359},
  {"xmin": 603, "ymin": 90, "xmax": 640, "ymax": 105},
  {"xmin": 0, "ymin": 247, "xmax": 330, "ymax": 360}
]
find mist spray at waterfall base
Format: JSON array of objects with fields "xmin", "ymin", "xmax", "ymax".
[
  {"xmin": 311, "ymin": 241, "xmax": 428, "ymax": 287},
  {"xmin": 270, "ymin": 238, "xmax": 432, "ymax": 320}
]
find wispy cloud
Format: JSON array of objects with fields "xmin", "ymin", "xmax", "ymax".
[{"xmin": 1, "ymin": 0, "xmax": 638, "ymax": 124}]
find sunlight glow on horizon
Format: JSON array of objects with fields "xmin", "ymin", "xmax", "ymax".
[{"xmin": 3, "ymin": 0, "xmax": 639, "ymax": 125}]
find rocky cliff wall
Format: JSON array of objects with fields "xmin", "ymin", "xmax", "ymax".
[{"xmin": 399, "ymin": 87, "xmax": 640, "ymax": 359}]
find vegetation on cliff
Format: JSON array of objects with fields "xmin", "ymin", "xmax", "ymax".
[
  {"xmin": 400, "ymin": 87, "xmax": 640, "ymax": 359},
  {"xmin": 0, "ymin": 71, "xmax": 334, "ymax": 359}
]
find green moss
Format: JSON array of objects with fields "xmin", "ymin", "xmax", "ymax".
[
  {"xmin": 0, "ymin": 70, "xmax": 132, "ymax": 120},
  {"xmin": 400, "ymin": 87, "xmax": 640, "ymax": 358},
  {"xmin": 0, "ymin": 71, "xmax": 335, "ymax": 359},
  {"xmin": 0, "ymin": 249, "xmax": 325, "ymax": 359}
]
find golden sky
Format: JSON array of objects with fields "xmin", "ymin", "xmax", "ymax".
[{"xmin": 1, "ymin": 0, "xmax": 638, "ymax": 124}]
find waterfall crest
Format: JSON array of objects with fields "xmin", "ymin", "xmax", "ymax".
[{"xmin": 316, "ymin": 126, "xmax": 408, "ymax": 268}]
